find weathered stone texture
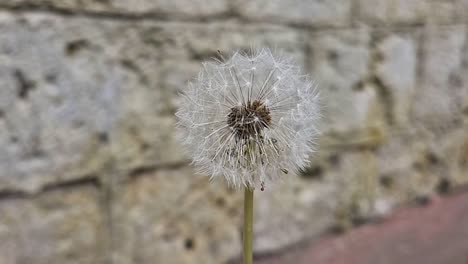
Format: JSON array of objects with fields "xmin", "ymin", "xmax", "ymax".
[
  {"xmin": 112, "ymin": 168, "xmax": 242, "ymax": 264},
  {"xmin": 309, "ymin": 29, "xmax": 387, "ymax": 146},
  {"xmin": 236, "ymin": 0, "xmax": 352, "ymax": 26},
  {"xmin": 375, "ymin": 32, "xmax": 418, "ymax": 126},
  {"xmin": 427, "ymin": 0, "xmax": 457, "ymax": 24},
  {"xmin": 456, "ymin": 0, "xmax": 468, "ymax": 22},
  {"xmin": 0, "ymin": 185, "xmax": 104, "ymax": 264},
  {"xmin": 392, "ymin": 0, "xmax": 429, "ymax": 24},
  {"xmin": 0, "ymin": 0, "xmax": 230, "ymax": 17},
  {"xmin": 413, "ymin": 26, "xmax": 466, "ymax": 129},
  {"xmin": 0, "ymin": 13, "xmax": 117, "ymax": 192},
  {"xmin": 358, "ymin": 0, "xmax": 390, "ymax": 24},
  {"xmin": 254, "ymin": 169, "xmax": 337, "ymax": 252},
  {"xmin": 151, "ymin": 23, "xmax": 305, "ymax": 112},
  {"xmin": 358, "ymin": 0, "xmax": 457, "ymax": 24},
  {"xmin": 0, "ymin": 13, "xmax": 186, "ymax": 192}
]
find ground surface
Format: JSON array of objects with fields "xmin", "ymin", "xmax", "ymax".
[{"xmin": 255, "ymin": 190, "xmax": 468, "ymax": 264}]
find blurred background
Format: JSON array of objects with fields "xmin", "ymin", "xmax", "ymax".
[{"xmin": 0, "ymin": 0, "xmax": 467, "ymax": 263}]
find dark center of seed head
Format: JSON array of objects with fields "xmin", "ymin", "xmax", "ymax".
[{"xmin": 227, "ymin": 100, "xmax": 272, "ymax": 140}]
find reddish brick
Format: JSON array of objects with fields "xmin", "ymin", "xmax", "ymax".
[{"xmin": 255, "ymin": 191, "xmax": 468, "ymax": 264}]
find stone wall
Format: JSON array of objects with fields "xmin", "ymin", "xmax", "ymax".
[{"xmin": 0, "ymin": 1, "xmax": 467, "ymax": 263}]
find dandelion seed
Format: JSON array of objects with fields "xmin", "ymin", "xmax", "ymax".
[{"xmin": 176, "ymin": 48, "xmax": 320, "ymax": 189}]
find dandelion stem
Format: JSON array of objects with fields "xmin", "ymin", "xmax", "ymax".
[{"xmin": 243, "ymin": 186, "xmax": 254, "ymax": 264}]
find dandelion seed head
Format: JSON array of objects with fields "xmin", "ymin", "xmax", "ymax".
[{"xmin": 176, "ymin": 48, "xmax": 320, "ymax": 189}]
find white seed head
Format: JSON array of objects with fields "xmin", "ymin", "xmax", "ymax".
[{"xmin": 176, "ymin": 48, "xmax": 320, "ymax": 189}]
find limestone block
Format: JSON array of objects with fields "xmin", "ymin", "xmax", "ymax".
[
  {"xmin": 235, "ymin": 0, "xmax": 352, "ymax": 27},
  {"xmin": 391, "ymin": 0, "xmax": 429, "ymax": 24},
  {"xmin": 0, "ymin": 186, "xmax": 104, "ymax": 264},
  {"xmin": 320, "ymin": 151, "xmax": 381, "ymax": 229},
  {"xmin": 0, "ymin": 13, "xmax": 120, "ymax": 192},
  {"xmin": 153, "ymin": 23, "xmax": 306, "ymax": 112},
  {"xmin": 459, "ymin": 124, "xmax": 468, "ymax": 184},
  {"xmin": 375, "ymin": 33, "xmax": 418, "ymax": 126},
  {"xmin": 151, "ymin": 23, "xmax": 305, "ymax": 61},
  {"xmin": 0, "ymin": 13, "xmax": 184, "ymax": 192},
  {"xmin": 0, "ymin": 0, "xmax": 229, "ymax": 18},
  {"xmin": 111, "ymin": 155, "xmax": 378, "ymax": 260},
  {"xmin": 375, "ymin": 130, "xmax": 437, "ymax": 204},
  {"xmin": 412, "ymin": 26, "xmax": 467, "ymax": 129},
  {"xmin": 376, "ymin": 125, "xmax": 467, "ymax": 207},
  {"xmin": 415, "ymin": 124, "xmax": 468, "ymax": 187},
  {"xmin": 309, "ymin": 29, "xmax": 385, "ymax": 146},
  {"xmin": 112, "ymin": 167, "xmax": 243, "ymax": 264},
  {"xmin": 358, "ymin": 0, "xmax": 429, "ymax": 24},
  {"xmin": 254, "ymin": 171, "xmax": 337, "ymax": 252},
  {"xmin": 112, "ymin": 0, "xmax": 229, "ymax": 16},
  {"xmin": 358, "ymin": 0, "xmax": 391, "ymax": 24},
  {"xmin": 427, "ymin": 1, "xmax": 457, "ymax": 24},
  {"xmin": 456, "ymin": 0, "xmax": 468, "ymax": 22}
]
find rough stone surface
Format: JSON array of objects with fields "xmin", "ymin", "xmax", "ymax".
[
  {"xmin": 0, "ymin": 1, "xmax": 467, "ymax": 264},
  {"xmin": 152, "ymin": 23, "xmax": 306, "ymax": 112},
  {"xmin": 412, "ymin": 26, "xmax": 466, "ymax": 129},
  {"xmin": 375, "ymin": 32, "xmax": 418, "ymax": 126},
  {"xmin": 0, "ymin": 13, "xmax": 188, "ymax": 192},
  {"xmin": 456, "ymin": 0, "xmax": 468, "ymax": 23},
  {"xmin": 0, "ymin": 13, "xmax": 119, "ymax": 192},
  {"xmin": 0, "ymin": 0, "xmax": 230, "ymax": 18},
  {"xmin": 358, "ymin": 0, "xmax": 390, "ymax": 25},
  {"xmin": 309, "ymin": 29, "xmax": 386, "ymax": 146},
  {"xmin": 358, "ymin": 0, "xmax": 441, "ymax": 25},
  {"xmin": 253, "ymin": 168, "xmax": 336, "ymax": 252},
  {"xmin": 112, "ymin": 168, "xmax": 243, "ymax": 264},
  {"xmin": 236, "ymin": 0, "xmax": 352, "ymax": 26},
  {"xmin": 0, "ymin": 185, "xmax": 104, "ymax": 264},
  {"xmin": 375, "ymin": 125, "xmax": 467, "ymax": 212},
  {"xmin": 391, "ymin": 0, "xmax": 429, "ymax": 24},
  {"xmin": 427, "ymin": 0, "xmax": 457, "ymax": 24}
]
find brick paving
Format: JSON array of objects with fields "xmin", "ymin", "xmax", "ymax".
[{"xmin": 255, "ymin": 191, "xmax": 468, "ymax": 264}]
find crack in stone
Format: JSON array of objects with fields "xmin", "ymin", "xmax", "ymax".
[
  {"xmin": 0, "ymin": 176, "xmax": 100, "ymax": 200},
  {"xmin": 0, "ymin": 4, "xmax": 236, "ymax": 23}
]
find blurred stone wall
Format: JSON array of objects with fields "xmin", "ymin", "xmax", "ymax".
[{"xmin": 0, "ymin": 1, "xmax": 467, "ymax": 263}]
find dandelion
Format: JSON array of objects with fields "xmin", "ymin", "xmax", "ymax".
[
  {"xmin": 176, "ymin": 48, "xmax": 320, "ymax": 189},
  {"xmin": 175, "ymin": 48, "xmax": 320, "ymax": 264}
]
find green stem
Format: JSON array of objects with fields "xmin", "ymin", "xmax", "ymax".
[{"xmin": 243, "ymin": 186, "xmax": 254, "ymax": 264}]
